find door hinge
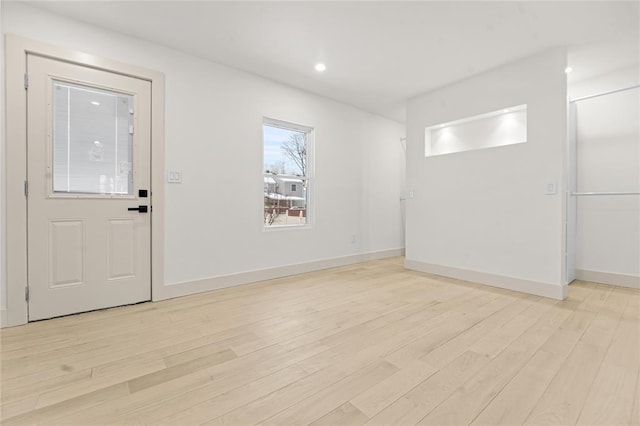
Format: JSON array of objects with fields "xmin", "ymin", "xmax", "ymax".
[
  {"xmin": 128, "ymin": 124, "xmax": 134, "ymax": 135},
  {"xmin": 25, "ymin": 287, "xmax": 29, "ymax": 302},
  {"xmin": 24, "ymin": 73, "xmax": 29, "ymax": 90},
  {"xmin": 24, "ymin": 180, "xmax": 29, "ymax": 197}
]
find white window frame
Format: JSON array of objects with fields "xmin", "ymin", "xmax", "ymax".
[{"xmin": 262, "ymin": 117, "xmax": 314, "ymax": 230}]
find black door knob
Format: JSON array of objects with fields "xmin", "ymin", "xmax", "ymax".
[{"xmin": 127, "ymin": 205, "xmax": 148, "ymax": 213}]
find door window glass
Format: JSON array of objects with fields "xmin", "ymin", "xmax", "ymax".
[{"xmin": 52, "ymin": 80, "xmax": 133, "ymax": 195}]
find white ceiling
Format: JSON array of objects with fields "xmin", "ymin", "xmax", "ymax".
[{"xmin": 25, "ymin": 1, "xmax": 640, "ymax": 123}]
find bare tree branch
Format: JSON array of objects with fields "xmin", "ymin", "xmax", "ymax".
[{"xmin": 281, "ymin": 133, "xmax": 306, "ymax": 176}]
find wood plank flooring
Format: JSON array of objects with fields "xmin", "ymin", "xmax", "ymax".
[{"xmin": 1, "ymin": 257, "xmax": 638, "ymax": 425}]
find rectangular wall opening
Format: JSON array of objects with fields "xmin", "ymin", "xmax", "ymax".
[{"xmin": 425, "ymin": 104, "xmax": 527, "ymax": 157}]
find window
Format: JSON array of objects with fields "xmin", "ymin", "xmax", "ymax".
[
  {"xmin": 263, "ymin": 118, "xmax": 312, "ymax": 227},
  {"xmin": 52, "ymin": 80, "xmax": 134, "ymax": 195}
]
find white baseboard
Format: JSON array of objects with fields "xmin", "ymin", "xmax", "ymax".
[
  {"xmin": 575, "ymin": 269, "xmax": 640, "ymax": 289},
  {"xmin": 0, "ymin": 309, "xmax": 7, "ymax": 328},
  {"xmin": 154, "ymin": 248, "xmax": 405, "ymax": 301},
  {"xmin": 404, "ymin": 259, "xmax": 567, "ymax": 300}
]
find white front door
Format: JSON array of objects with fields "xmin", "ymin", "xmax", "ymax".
[{"xmin": 27, "ymin": 54, "xmax": 152, "ymax": 321}]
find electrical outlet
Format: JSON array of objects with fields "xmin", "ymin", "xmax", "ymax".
[{"xmin": 351, "ymin": 234, "xmax": 357, "ymax": 244}]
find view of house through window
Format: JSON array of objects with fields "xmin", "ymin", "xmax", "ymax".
[{"xmin": 263, "ymin": 119, "xmax": 311, "ymax": 227}]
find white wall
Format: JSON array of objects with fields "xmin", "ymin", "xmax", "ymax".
[
  {"xmin": 1, "ymin": 2, "xmax": 405, "ymax": 316},
  {"xmin": 569, "ymin": 66, "xmax": 640, "ymax": 286},
  {"xmin": 568, "ymin": 66, "xmax": 638, "ymax": 99},
  {"xmin": 405, "ymin": 49, "xmax": 568, "ymax": 299}
]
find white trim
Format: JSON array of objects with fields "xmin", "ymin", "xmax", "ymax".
[
  {"xmin": 575, "ymin": 269, "xmax": 640, "ymax": 289},
  {"xmin": 3, "ymin": 34, "xmax": 165, "ymax": 327},
  {"xmin": 262, "ymin": 223, "xmax": 312, "ymax": 232},
  {"xmin": 263, "ymin": 117, "xmax": 313, "ymax": 133},
  {"xmin": 405, "ymin": 259, "xmax": 567, "ymax": 300},
  {"xmin": 5, "ymin": 34, "xmax": 29, "ymax": 327},
  {"xmin": 155, "ymin": 249, "xmax": 405, "ymax": 301}
]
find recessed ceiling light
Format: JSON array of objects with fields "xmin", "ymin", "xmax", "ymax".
[
  {"xmin": 91, "ymin": 101, "xmax": 100, "ymax": 106},
  {"xmin": 314, "ymin": 63, "xmax": 327, "ymax": 72},
  {"xmin": 503, "ymin": 109, "xmax": 509, "ymax": 113},
  {"xmin": 565, "ymin": 67, "xmax": 573, "ymax": 74}
]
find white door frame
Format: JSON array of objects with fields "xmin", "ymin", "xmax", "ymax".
[{"xmin": 3, "ymin": 34, "xmax": 166, "ymax": 327}]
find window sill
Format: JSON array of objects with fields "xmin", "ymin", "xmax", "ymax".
[{"xmin": 262, "ymin": 224, "xmax": 312, "ymax": 232}]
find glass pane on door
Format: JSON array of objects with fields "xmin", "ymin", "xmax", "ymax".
[{"xmin": 52, "ymin": 80, "xmax": 134, "ymax": 195}]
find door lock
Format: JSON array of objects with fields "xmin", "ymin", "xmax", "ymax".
[{"xmin": 128, "ymin": 205, "xmax": 148, "ymax": 213}]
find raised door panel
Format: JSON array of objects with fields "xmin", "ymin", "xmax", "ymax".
[
  {"xmin": 49, "ymin": 220, "xmax": 85, "ymax": 288},
  {"xmin": 107, "ymin": 219, "xmax": 136, "ymax": 280}
]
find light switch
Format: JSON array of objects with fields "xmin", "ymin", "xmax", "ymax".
[
  {"xmin": 168, "ymin": 170, "xmax": 182, "ymax": 183},
  {"xmin": 545, "ymin": 182, "xmax": 557, "ymax": 195}
]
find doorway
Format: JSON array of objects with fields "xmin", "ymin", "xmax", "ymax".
[
  {"xmin": 26, "ymin": 54, "xmax": 153, "ymax": 320},
  {"xmin": 567, "ymin": 85, "xmax": 640, "ymax": 288},
  {"xmin": 4, "ymin": 36, "xmax": 165, "ymax": 327}
]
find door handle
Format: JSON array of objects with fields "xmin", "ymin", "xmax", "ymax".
[{"xmin": 128, "ymin": 205, "xmax": 148, "ymax": 213}]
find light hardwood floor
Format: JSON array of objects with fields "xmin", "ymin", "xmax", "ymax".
[{"xmin": 1, "ymin": 257, "xmax": 638, "ymax": 425}]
